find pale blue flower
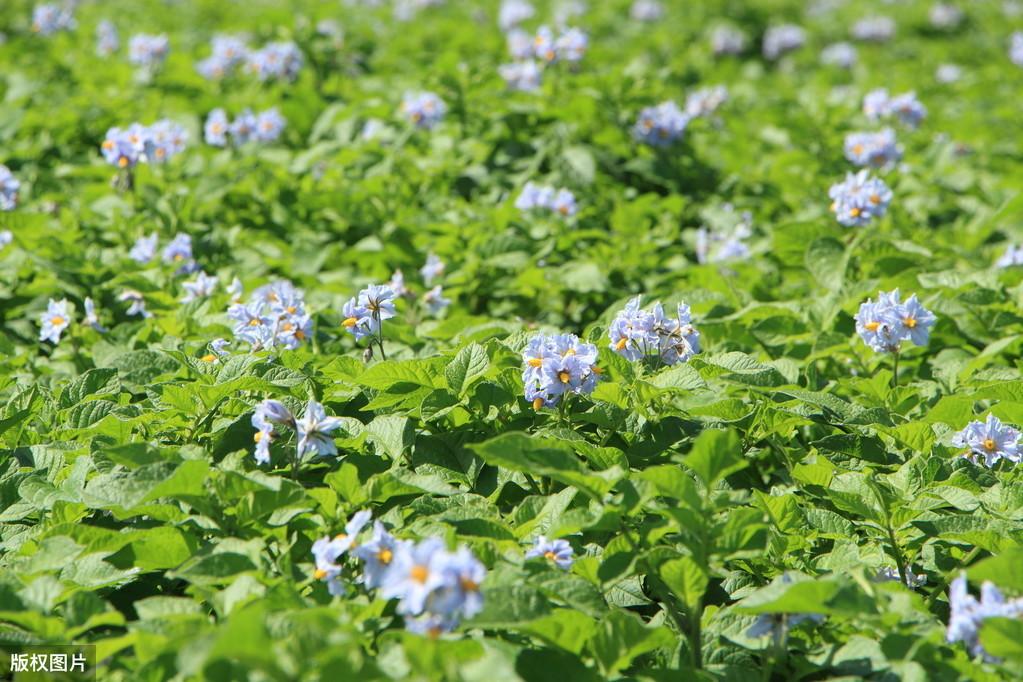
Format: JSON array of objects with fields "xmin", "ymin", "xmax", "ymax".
[
  {"xmin": 820, "ymin": 42, "xmax": 857, "ymax": 68},
  {"xmin": 229, "ymin": 109, "xmax": 258, "ymax": 144},
  {"xmin": 83, "ymin": 297, "xmax": 106, "ymax": 332},
  {"xmin": 96, "ymin": 20, "xmax": 118, "ymax": 56},
  {"xmin": 32, "ymin": 4, "xmax": 75, "ymax": 36},
  {"xmin": 525, "ymin": 536, "xmax": 574, "ymax": 569},
  {"xmin": 354, "ymin": 521, "xmax": 411, "ymax": 590},
  {"xmin": 930, "ymin": 4, "xmax": 963, "ymax": 29},
  {"xmin": 710, "ymin": 25, "xmax": 747, "ymax": 56},
  {"xmin": 129, "ymin": 34, "xmax": 169, "ymax": 72},
  {"xmin": 852, "ymin": 16, "xmax": 895, "ymax": 42},
  {"xmin": 499, "ymin": 0, "xmax": 534, "ymax": 30},
  {"xmin": 863, "ymin": 88, "xmax": 891, "ymax": 120},
  {"xmin": 828, "ymin": 170, "xmax": 892, "ymax": 227},
  {"xmin": 246, "ymin": 41, "xmax": 303, "ymax": 81},
  {"xmin": 762, "ymin": 24, "xmax": 805, "ymax": 60},
  {"xmin": 684, "ymin": 86, "xmax": 728, "ymax": 118},
  {"xmin": 506, "ymin": 29, "xmax": 533, "ymax": 60},
  {"xmin": 119, "ymin": 290, "xmax": 151, "ymax": 318},
  {"xmin": 953, "ymin": 414, "xmax": 1021, "ymax": 467},
  {"xmin": 423, "ymin": 286, "xmax": 450, "ymax": 316},
  {"xmin": 312, "ymin": 510, "xmax": 372, "ymax": 595},
  {"xmin": 204, "ymin": 109, "xmax": 229, "ymax": 146},
  {"xmin": 521, "ymin": 332, "xmax": 600, "ymax": 409},
  {"xmin": 380, "ymin": 537, "xmax": 451, "ymax": 615},
  {"xmin": 947, "ymin": 574, "xmax": 1023, "ymax": 661},
  {"xmin": 254, "ymin": 108, "xmax": 286, "ymax": 143},
  {"xmin": 844, "ymin": 129, "xmax": 901, "ymax": 170},
  {"xmin": 554, "ymin": 27, "xmax": 588, "ymax": 62},
  {"xmin": 631, "ymin": 0, "xmax": 664, "ymax": 21},
  {"xmin": 499, "ymin": 60, "xmax": 543, "ymax": 92},
  {"xmin": 0, "ymin": 230, "xmax": 12, "ymax": 248},
  {"xmin": 400, "ymin": 91, "xmax": 447, "ymax": 129},
  {"xmin": 39, "ymin": 298, "xmax": 71, "ymax": 344},
  {"xmin": 162, "ymin": 233, "xmax": 197, "ymax": 274},
  {"xmin": 419, "ymin": 254, "xmax": 444, "ymax": 285},
  {"xmin": 0, "ymin": 165, "xmax": 20, "ymax": 211},
  {"xmin": 296, "ymin": 400, "xmax": 344, "ymax": 458},
  {"xmin": 181, "ymin": 271, "xmax": 218, "ymax": 303},
  {"xmin": 633, "ymin": 101, "xmax": 689, "ymax": 147},
  {"xmin": 888, "ymin": 92, "xmax": 926, "ymax": 128},
  {"xmin": 854, "ymin": 289, "xmax": 934, "ymax": 353},
  {"xmin": 1012, "ymin": 32, "xmax": 1023, "ymax": 67}
]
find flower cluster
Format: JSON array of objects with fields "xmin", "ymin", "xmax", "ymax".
[
  {"xmin": 498, "ymin": 0, "xmax": 534, "ymax": 31},
  {"xmin": 228, "ymin": 280, "xmax": 313, "ymax": 351},
  {"xmin": 128, "ymin": 231, "xmax": 199, "ymax": 274},
  {"xmin": 311, "ymin": 510, "xmax": 486, "ymax": 636},
  {"xmin": 498, "ymin": 60, "xmax": 543, "ymax": 92},
  {"xmin": 947, "ymin": 575, "xmax": 1023, "ymax": 661},
  {"xmin": 32, "ymin": 4, "xmax": 75, "ymax": 36},
  {"xmin": 196, "ymin": 34, "xmax": 250, "ymax": 80},
  {"xmin": 247, "ymin": 41, "xmax": 304, "ymax": 82},
  {"xmin": 762, "ymin": 24, "xmax": 806, "ymax": 60},
  {"xmin": 251, "ymin": 399, "xmax": 340, "ymax": 464},
  {"xmin": 854, "ymin": 289, "xmax": 935, "ymax": 353},
  {"xmin": 525, "ymin": 536, "xmax": 574, "ymax": 569},
  {"xmin": 399, "ymin": 91, "xmax": 447, "ymax": 129},
  {"xmin": 1012, "ymin": 32, "xmax": 1023, "ymax": 67},
  {"xmin": 388, "ymin": 254, "xmax": 451, "ymax": 318},
  {"xmin": 608, "ymin": 297, "xmax": 701, "ymax": 365},
  {"xmin": 710, "ymin": 25, "xmax": 747, "ymax": 56},
  {"xmin": 876, "ymin": 565, "xmax": 927, "ymax": 588},
  {"xmin": 181, "ymin": 271, "xmax": 218, "ymax": 303},
  {"xmin": 101, "ymin": 120, "xmax": 188, "ymax": 169},
  {"xmin": 39, "ymin": 297, "xmax": 105, "ymax": 343},
  {"xmin": 521, "ymin": 332, "xmax": 599, "ymax": 409},
  {"xmin": 118, "ymin": 290, "xmax": 151, "ymax": 318},
  {"xmin": 862, "ymin": 88, "xmax": 927, "ymax": 128},
  {"xmin": 128, "ymin": 34, "xmax": 169, "ymax": 73},
  {"xmin": 851, "ymin": 16, "xmax": 895, "ymax": 43},
  {"xmin": 531, "ymin": 26, "xmax": 588, "ymax": 64},
  {"xmin": 204, "ymin": 108, "xmax": 285, "ymax": 146},
  {"xmin": 514, "ymin": 182, "xmax": 577, "ymax": 217},
  {"xmin": 95, "ymin": 20, "xmax": 118, "ymax": 56},
  {"xmin": 929, "ymin": 4, "xmax": 964, "ymax": 30},
  {"xmin": 0, "ymin": 165, "xmax": 20, "ymax": 211},
  {"xmin": 843, "ymin": 128, "xmax": 902, "ymax": 170},
  {"xmin": 696, "ymin": 210, "xmax": 752, "ymax": 264},
  {"xmin": 342, "ymin": 284, "xmax": 397, "ymax": 342},
  {"xmin": 630, "ymin": 0, "xmax": 664, "ymax": 22},
  {"xmin": 828, "ymin": 170, "xmax": 892, "ymax": 227},
  {"xmin": 633, "ymin": 101, "xmax": 689, "ymax": 147},
  {"xmin": 953, "ymin": 414, "xmax": 1021, "ymax": 467},
  {"xmin": 684, "ymin": 86, "xmax": 728, "ymax": 118},
  {"xmin": 996, "ymin": 243, "xmax": 1023, "ymax": 268},
  {"xmin": 820, "ymin": 42, "xmax": 857, "ymax": 69}
]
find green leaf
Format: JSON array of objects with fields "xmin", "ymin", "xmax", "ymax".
[
  {"xmin": 445, "ymin": 343, "xmax": 490, "ymax": 397},
  {"xmin": 585, "ymin": 610, "xmax": 675, "ymax": 676},
  {"xmin": 685, "ymin": 428, "xmax": 747, "ymax": 489},
  {"xmin": 659, "ymin": 556, "xmax": 708, "ymax": 609}
]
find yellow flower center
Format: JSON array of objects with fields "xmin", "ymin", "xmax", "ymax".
[
  {"xmin": 295, "ymin": 330, "xmax": 305, "ymax": 340},
  {"xmin": 342, "ymin": 317, "xmax": 358, "ymax": 328},
  {"xmin": 378, "ymin": 548, "xmax": 393, "ymax": 564},
  {"xmin": 532, "ymin": 397, "xmax": 545, "ymax": 411},
  {"xmin": 544, "ymin": 550, "xmax": 556, "ymax": 561},
  {"xmin": 411, "ymin": 565, "xmax": 429, "ymax": 584},
  {"xmin": 528, "ymin": 357, "xmax": 542, "ymax": 367},
  {"xmin": 118, "ymin": 157, "xmax": 129, "ymax": 168},
  {"xmin": 869, "ymin": 194, "xmax": 881, "ymax": 205},
  {"xmin": 558, "ymin": 371, "xmax": 571, "ymax": 384},
  {"xmin": 50, "ymin": 315, "xmax": 66, "ymax": 326},
  {"xmin": 864, "ymin": 321, "xmax": 880, "ymax": 332},
  {"xmin": 852, "ymin": 144, "xmax": 864, "ymax": 154},
  {"xmin": 313, "ymin": 568, "xmax": 328, "ymax": 580},
  {"xmin": 849, "ymin": 207, "xmax": 862, "ymax": 217},
  {"xmin": 460, "ymin": 577, "xmax": 478, "ymax": 592},
  {"xmin": 983, "ymin": 438, "xmax": 997, "ymax": 451},
  {"xmin": 201, "ymin": 353, "xmax": 216, "ymax": 362},
  {"xmin": 249, "ymin": 319, "xmax": 261, "ymax": 326},
  {"xmin": 903, "ymin": 317, "xmax": 917, "ymax": 329},
  {"xmin": 615, "ymin": 338, "xmax": 628, "ymax": 351},
  {"xmin": 287, "ymin": 305, "xmax": 297, "ymax": 314}
]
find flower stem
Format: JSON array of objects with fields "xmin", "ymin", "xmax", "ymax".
[{"xmin": 891, "ymin": 349, "xmax": 900, "ymax": 388}]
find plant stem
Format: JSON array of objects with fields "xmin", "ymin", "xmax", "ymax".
[
  {"xmin": 887, "ymin": 524, "xmax": 909, "ymax": 587},
  {"xmin": 688, "ymin": 598, "xmax": 703, "ymax": 670},
  {"xmin": 891, "ymin": 349, "xmax": 900, "ymax": 388}
]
